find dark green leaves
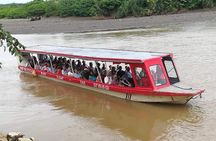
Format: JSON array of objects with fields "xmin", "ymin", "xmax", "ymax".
[
  {"xmin": 0, "ymin": 0, "xmax": 216, "ymax": 19},
  {"xmin": 0, "ymin": 24, "xmax": 25, "ymax": 61}
]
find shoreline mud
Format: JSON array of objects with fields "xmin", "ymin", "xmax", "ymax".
[{"xmin": 0, "ymin": 9, "xmax": 216, "ymax": 34}]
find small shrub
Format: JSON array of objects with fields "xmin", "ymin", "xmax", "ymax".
[
  {"xmin": 7, "ymin": 7, "xmax": 28, "ymax": 18},
  {"xmin": 97, "ymin": 0, "xmax": 121, "ymax": 16},
  {"xmin": 45, "ymin": 0, "xmax": 59, "ymax": 17},
  {"xmin": 116, "ymin": 0, "xmax": 155, "ymax": 18},
  {"xmin": 115, "ymin": 0, "xmax": 130, "ymax": 18},
  {"xmin": 25, "ymin": 0, "xmax": 46, "ymax": 17},
  {"xmin": 198, "ymin": 0, "xmax": 215, "ymax": 8},
  {"xmin": 59, "ymin": 0, "xmax": 97, "ymax": 17},
  {"xmin": 155, "ymin": 0, "xmax": 178, "ymax": 14}
]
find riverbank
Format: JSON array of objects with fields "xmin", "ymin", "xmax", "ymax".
[{"xmin": 0, "ymin": 9, "xmax": 216, "ymax": 34}]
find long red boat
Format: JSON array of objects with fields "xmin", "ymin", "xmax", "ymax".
[{"xmin": 18, "ymin": 45, "xmax": 204, "ymax": 104}]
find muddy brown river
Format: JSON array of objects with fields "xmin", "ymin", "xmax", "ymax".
[{"xmin": 0, "ymin": 20, "xmax": 216, "ymax": 141}]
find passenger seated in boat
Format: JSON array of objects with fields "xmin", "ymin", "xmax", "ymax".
[
  {"xmin": 104, "ymin": 72, "xmax": 112, "ymax": 85},
  {"xmin": 81, "ymin": 60, "xmax": 87, "ymax": 70},
  {"xmin": 88, "ymin": 62, "xmax": 94, "ymax": 72},
  {"xmin": 73, "ymin": 69, "xmax": 81, "ymax": 78},
  {"xmin": 89, "ymin": 70, "xmax": 96, "ymax": 81},
  {"xmin": 111, "ymin": 74, "xmax": 118, "ymax": 85},
  {"xmin": 117, "ymin": 66, "xmax": 125, "ymax": 82},
  {"xmin": 135, "ymin": 68, "xmax": 149, "ymax": 86},
  {"xmin": 155, "ymin": 65, "xmax": 166, "ymax": 85},
  {"xmin": 109, "ymin": 66, "xmax": 117, "ymax": 83},
  {"xmin": 81, "ymin": 68, "xmax": 90, "ymax": 80},
  {"xmin": 141, "ymin": 76, "xmax": 150, "ymax": 87},
  {"xmin": 96, "ymin": 75, "xmax": 101, "ymax": 82},
  {"xmin": 56, "ymin": 66, "xmax": 62, "ymax": 75},
  {"xmin": 68, "ymin": 69, "xmax": 73, "ymax": 76},
  {"xmin": 72, "ymin": 60, "xmax": 76, "ymax": 70},
  {"xmin": 66, "ymin": 59, "xmax": 70, "ymax": 66},
  {"xmin": 111, "ymin": 66, "xmax": 116, "ymax": 76},
  {"xmin": 96, "ymin": 62, "xmax": 101, "ymax": 72},
  {"xmin": 76, "ymin": 60, "xmax": 82, "ymax": 71},
  {"xmin": 101, "ymin": 64, "xmax": 106, "ymax": 83},
  {"xmin": 47, "ymin": 63, "xmax": 52, "ymax": 72},
  {"xmin": 102, "ymin": 63, "xmax": 106, "ymax": 70},
  {"xmin": 107, "ymin": 65, "xmax": 112, "ymax": 74},
  {"xmin": 42, "ymin": 63, "xmax": 51, "ymax": 72},
  {"xmin": 52, "ymin": 56, "xmax": 57, "ymax": 63},
  {"xmin": 35, "ymin": 64, "xmax": 41, "ymax": 70},
  {"xmin": 61, "ymin": 66, "xmax": 68, "ymax": 75},
  {"xmin": 66, "ymin": 64, "xmax": 71, "ymax": 73},
  {"xmin": 125, "ymin": 66, "xmax": 132, "ymax": 79},
  {"xmin": 62, "ymin": 57, "xmax": 67, "ymax": 65},
  {"xmin": 122, "ymin": 66, "xmax": 134, "ymax": 87}
]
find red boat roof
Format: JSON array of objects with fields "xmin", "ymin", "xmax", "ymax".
[{"xmin": 21, "ymin": 45, "xmax": 171, "ymax": 63}]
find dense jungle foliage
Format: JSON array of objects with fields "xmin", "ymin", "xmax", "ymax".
[{"xmin": 0, "ymin": 0, "xmax": 216, "ymax": 19}]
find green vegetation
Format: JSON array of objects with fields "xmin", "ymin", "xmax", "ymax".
[
  {"xmin": 0, "ymin": 0, "xmax": 216, "ymax": 19},
  {"xmin": 0, "ymin": 24, "xmax": 25, "ymax": 62},
  {"xmin": 58, "ymin": 0, "xmax": 97, "ymax": 17}
]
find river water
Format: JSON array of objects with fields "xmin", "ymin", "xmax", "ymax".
[{"xmin": 0, "ymin": 20, "xmax": 216, "ymax": 141}]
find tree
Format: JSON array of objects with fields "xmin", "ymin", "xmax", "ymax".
[
  {"xmin": 59, "ymin": 0, "xmax": 97, "ymax": 17},
  {"xmin": 0, "ymin": 24, "xmax": 25, "ymax": 67},
  {"xmin": 97, "ymin": 0, "xmax": 121, "ymax": 16},
  {"xmin": 25, "ymin": 0, "xmax": 46, "ymax": 17}
]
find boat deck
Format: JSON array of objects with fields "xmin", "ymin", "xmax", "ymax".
[{"xmin": 157, "ymin": 82, "xmax": 203, "ymax": 94}]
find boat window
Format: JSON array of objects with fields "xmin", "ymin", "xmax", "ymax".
[
  {"xmin": 164, "ymin": 60, "xmax": 177, "ymax": 78},
  {"xmin": 149, "ymin": 65, "xmax": 166, "ymax": 86},
  {"xmin": 134, "ymin": 67, "xmax": 146, "ymax": 86},
  {"xmin": 162, "ymin": 56, "xmax": 180, "ymax": 84}
]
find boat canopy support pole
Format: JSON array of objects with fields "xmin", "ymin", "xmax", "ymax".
[
  {"xmin": 105, "ymin": 62, "xmax": 109, "ymax": 72},
  {"xmin": 95, "ymin": 61, "xmax": 102, "ymax": 83},
  {"xmin": 30, "ymin": 53, "xmax": 36, "ymax": 69},
  {"xmin": 70, "ymin": 58, "xmax": 74, "ymax": 73},
  {"xmin": 48, "ymin": 55, "xmax": 54, "ymax": 73}
]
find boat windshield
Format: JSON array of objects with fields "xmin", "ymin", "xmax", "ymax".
[
  {"xmin": 162, "ymin": 56, "xmax": 180, "ymax": 84},
  {"xmin": 149, "ymin": 64, "xmax": 166, "ymax": 86}
]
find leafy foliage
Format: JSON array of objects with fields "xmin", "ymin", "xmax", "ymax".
[
  {"xmin": 44, "ymin": 0, "xmax": 59, "ymax": 17},
  {"xmin": 59, "ymin": 0, "xmax": 97, "ymax": 17},
  {"xmin": 97, "ymin": 0, "xmax": 121, "ymax": 16},
  {"xmin": 0, "ymin": 24, "xmax": 25, "ymax": 61},
  {"xmin": 25, "ymin": 0, "xmax": 46, "ymax": 16},
  {"xmin": 0, "ymin": 0, "xmax": 216, "ymax": 19},
  {"xmin": 155, "ymin": 0, "xmax": 179, "ymax": 14},
  {"xmin": 0, "ymin": 4, "xmax": 27, "ymax": 19},
  {"xmin": 116, "ymin": 0, "xmax": 156, "ymax": 18}
]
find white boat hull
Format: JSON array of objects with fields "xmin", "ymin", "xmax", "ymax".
[{"xmin": 22, "ymin": 72, "xmax": 193, "ymax": 104}]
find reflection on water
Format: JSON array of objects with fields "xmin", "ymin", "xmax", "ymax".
[
  {"xmin": 1, "ymin": 20, "xmax": 216, "ymax": 141},
  {"xmin": 18, "ymin": 74, "xmax": 201, "ymax": 141}
]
